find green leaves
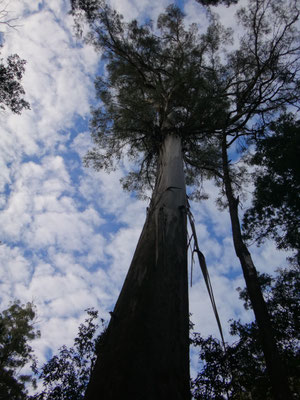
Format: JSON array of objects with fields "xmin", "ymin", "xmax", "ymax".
[
  {"xmin": 243, "ymin": 114, "xmax": 300, "ymax": 262},
  {"xmin": 72, "ymin": 0, "xmax": 300, "ymax": 200},
  {"xmin": 34, "ymin": 309, "xmax": 106, "ymax": 400},
  {"xmin": 0, "ymin": 54, "xmax": 30, "ymax": 114},
  {"xmin": 0, "ymin": 304, "xmax": 106, "ymax": 399},
  {"xmin": 0, "ymin": 301, "xmax": 40, "ymax": 399},
  {"xmin": 71, "ymin": 1, "xmax": 229, "ymax": 195}
]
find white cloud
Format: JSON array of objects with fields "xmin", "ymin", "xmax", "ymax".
[
  {"xmin": 1, "ymin": 0, "xmax": 98, "ymax": 156},
  {"xmin": 112, "ymin": 0, "xmax": 170, "ymax": 22},
  {"xmin": 0, "ymin": 245, "xmax": 32, "ymax": 286},
  {"xmin": 183, "ymin": 0, "xmax": 209, "ymax": 29},
  {"xmin": 0, "ymin": 0, "xmax": 111, "ymax": 370}
]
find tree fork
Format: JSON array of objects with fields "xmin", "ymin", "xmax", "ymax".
[
  {"xmin": 221, "ymin": 137, "xmax": 292, "ymax": 400},
  {"xmin": 84, "ymin": 134, "xmax": 190, "ymax": 400}
]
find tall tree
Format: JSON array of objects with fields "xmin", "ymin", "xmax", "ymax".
[
  {"xmin": 188, "ymin": 1, "xmax": 300, "ymax": 398},
  {"xmin": 243, "ymin": 114, "xmax": 300, "ymax": 264},
  {"xmin": 0, "ymin": 301, "xmax": 40, "ymax": 400},
  {"xmin": 220, "ymin": 2, "xmax": 299, "ymax": 398},
  {"xmin": 70, "ymin": 1, "xmax": 229, "ymax": 399},
  {"xmin": 71, "ymin": 0, "xmax": 300, "ymax": 398}
]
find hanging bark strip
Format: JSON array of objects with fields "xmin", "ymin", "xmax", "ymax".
[
  {"xmin": 187, "ymin": 207, "xmax": 226, "ymax": 349},
  {"xmin": 84, "ymin": 134, "xmax": 190, "ymax": 400}
]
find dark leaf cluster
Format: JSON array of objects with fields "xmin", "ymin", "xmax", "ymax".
[
  {"xmin": 196, "ymin": 0, "xmax": 238, "ymax": 7},
  {"xmin": 0, "ymin": 301, "xmax": 40, "ymax": 400},
  {"xmin": 32, "ymin": 309, "xmax": 106, "ymax": 400},
  {"xmin": 243, "ymin": 114, "xmax": 300, "ymax": 262},
  {"xmin": 0, "ymin": 54, "xmax": 30, "ymax": 114}
]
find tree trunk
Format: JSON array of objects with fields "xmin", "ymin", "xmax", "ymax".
[
  {"xmin": 85, "ymin": 134, "xmax": 190, "ymax": 400},
  {"xmin": 221, "ymin": 137, "xmax": 292, "ymax": 400}
]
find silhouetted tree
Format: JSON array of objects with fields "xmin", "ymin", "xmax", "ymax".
[
  {"xmin": 33, "ymin": 309, "xmax": 105, "ymax": 400},
  {"xmin": 70, "ymin": 1, "xmax": 230, "ymax": 398},
  {"xmin": 243, "ymin": 114, "xmax": 300, "ymax": 264},
  {"xmin": 70, "ymin": 0, "xmax": 300, "ymax": 399},
  {"xmin": 189, "ymin": 1, "xmax": 300, "ymax": 397},
  {"xmin": 0, "ymin": 301, "xmax": 40, "ymax": 400},
  {"xmin": 0, "ymin": 54, "xmax": 30, "ymax": 113}
]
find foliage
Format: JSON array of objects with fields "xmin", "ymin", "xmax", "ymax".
[
  {"xmin": 70, "ymin": 0, "xmax": 300, "ymax": 200},
  {"xmin": 196, "ymin": 0, "xmax": 238, "ymax": 6},
  {"xmin": 69, "ymin": 3, "xmax": 300, "ymax": 398},
  {"xmin": 243, "ymin": 114, "xmax": 300, "ymax": 262},
  {"xmin": 0, "ymin": 2, "xmax": 30, "ymax": 115},
  {"xmin": 0, "ymin": 301, "xmax": 40, "ymax": 400},
  {"xmin": 0, "ymin": 53, "xmax": 30, "ymax": 113},
  {"xmin": 3, "ymin": 269, "xmax": 293, "ymax": 400},
  {"xmin": 70, "ymin": 1, "xmax": 233, "ymax": 198},
  {"xmin": 70, "ymin": 4, "xmax": 300, "ymax": 396},
  {"xmin": 191, "ymin": 268, "xmax": 300, "ymax": 399},
  {"xmin": 203, "ymin": 0, "xmax": 300, "ymax": 177},
  {"xmin": 33, "ymin": 309, "xmax": 106, "ymax": 400}
]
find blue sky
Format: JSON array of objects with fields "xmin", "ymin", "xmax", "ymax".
[{"xmin": 0, "ymin": 0, "xmax": 290, "ymax": 383}]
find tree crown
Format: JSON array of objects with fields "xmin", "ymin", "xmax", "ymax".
[
  {"xmin": 71, "ymin": 0, "xmax": 300, "ymax": 197},
  {"xmin": 71, "ymin": 1, "xmax": 232, "ymax": 196}
]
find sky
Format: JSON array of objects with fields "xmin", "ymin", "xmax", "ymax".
[{"xmin": 0, "ymin": 0, "xmax": 291, "ymax": 386}]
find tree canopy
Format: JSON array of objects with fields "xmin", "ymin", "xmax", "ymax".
[
  {"xmin": 196, "ymin": 0, "xmax": 238, "ymax": 7},
  {"xmin": 33, "ymin": 309, "xmax": 106, "ymax": 400},
  {"xmin": 0, "ymin": 53, "xmax": 30, "ymax": 114},
  {"xmin": 243, "ymin": 114, "xmax": 300, "ymax": 262},
  {"xmin": 0, "ymin": 301, "xmax": 40, "ymax": 400},
  {"xmin": 70, "ymin": 0, "xmax": 300, "ymax": 197},
  {"xmin": 70, "ymin": 2, "xmax": 300, "ymax": 397},
  {"xmin": 71, "ymin": 0, "xmax": 232, "ymax": 197}
]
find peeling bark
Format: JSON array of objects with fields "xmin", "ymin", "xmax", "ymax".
[
  {"xmin": 221, "ymin": 137, "xmax": 292, "ymax": 400},
  {"xmin": 84, "ymin": 135, "xmax": 190, "ymax": 400}
]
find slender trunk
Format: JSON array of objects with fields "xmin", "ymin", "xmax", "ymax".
[
  {"xmin": 85, "ymin": 134, "xmax": 190, "ymax": 400},
  {"xmin": 221, "ymin": 137, "xmax": 292, "ymax": 400}
]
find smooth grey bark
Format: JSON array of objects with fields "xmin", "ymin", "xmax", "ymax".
[
  {"xmin": 85, "ymin": 134, "xmax": 190, "ymax": 400},
  {"xmin": 221, "ymin": 137, "xmax": 292, "ymax": 400}
]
